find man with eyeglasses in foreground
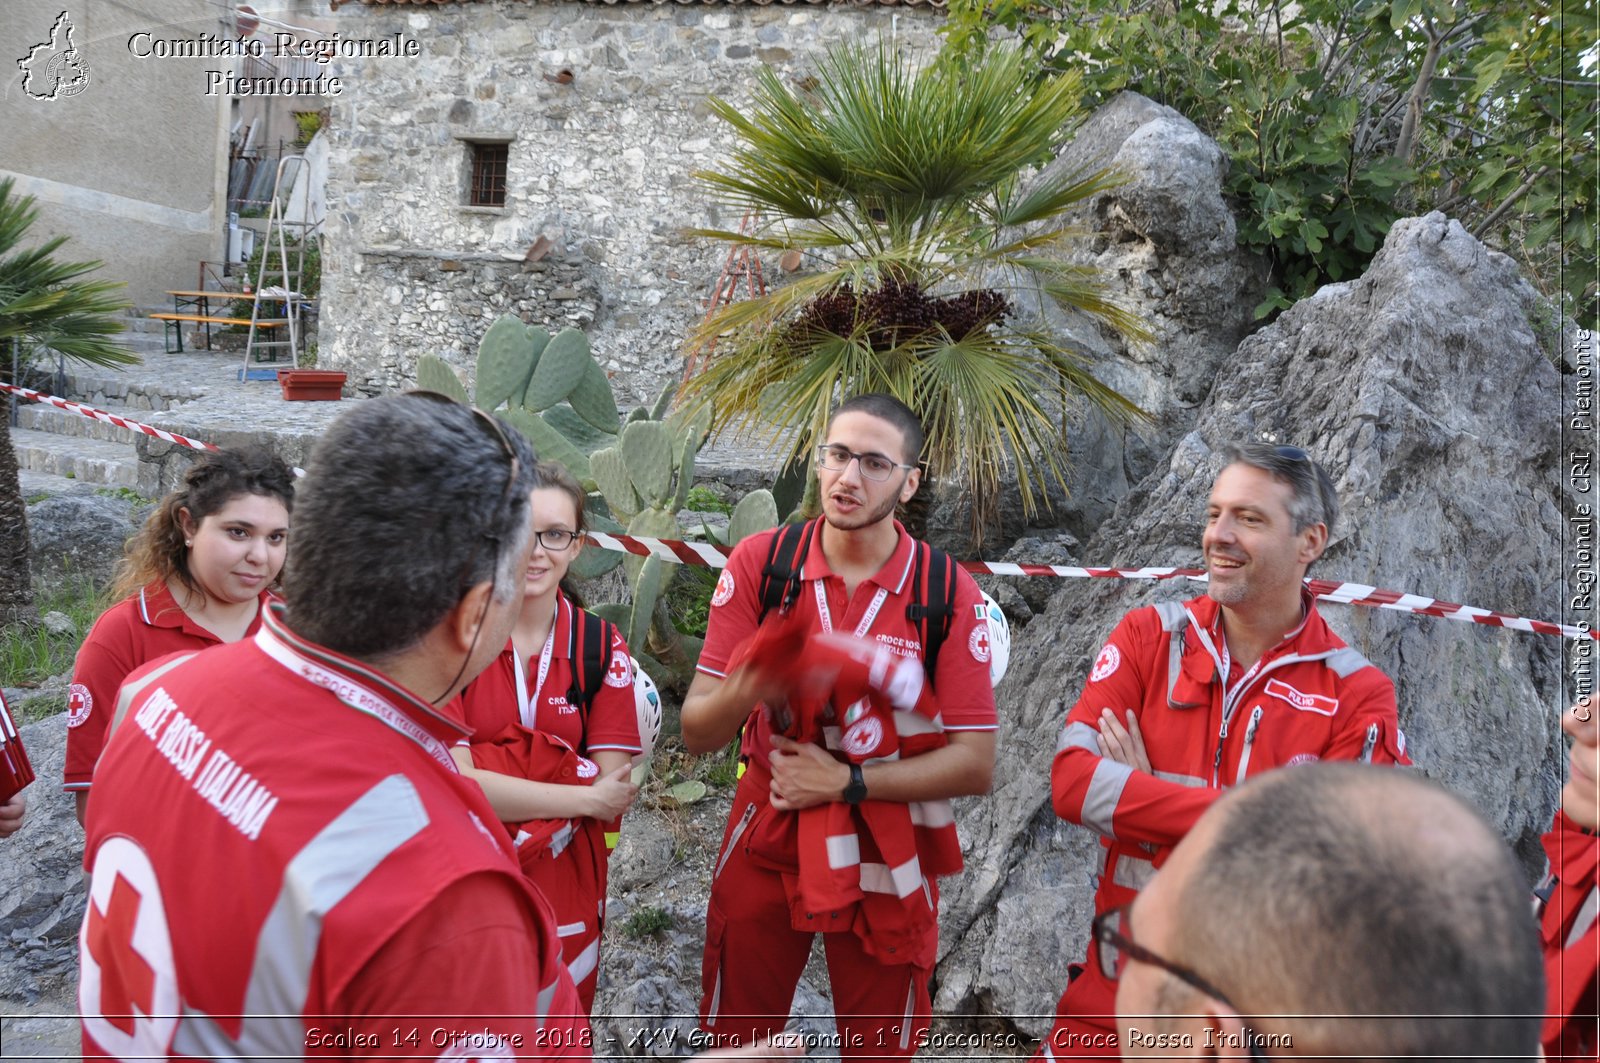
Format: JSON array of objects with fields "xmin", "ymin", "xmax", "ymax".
[
  {"xmin": 1110, "ymin": 761, "xmax": 1542, "ymax": 1060},
  {"xmin": 1040, "ymin": 442, "xmax": 1411, "ymax": 1058},
  {"xmin": 76, "ymin": 394, "xmax": 589, "ymax": 1058},
  {"xmin": 682, "ymin": 393, "xmax": 998, "ymax": 1059}
]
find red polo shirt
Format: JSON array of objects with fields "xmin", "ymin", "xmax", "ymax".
[
  {"xmin": 64, "ymin": 581, "xmax": 275, "ymax": 792},
  {"xmin": 697, "ymin": 519, "xmax": 998, "ymax": 763},
  {"xmin": 450, "ymin": 593, "xmax": 642, "ymax": 756}
]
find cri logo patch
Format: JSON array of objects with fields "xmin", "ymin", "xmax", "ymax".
[
  {"xmin": 67, "ymin": 683, "xmax": 93, "ymax": 728},
  {"xmin": 711, "ymin": 570, "xmax": 735, "ymax": 608},
  {"xmin": 1090, "ymin": 643, "xmax": 1121, "ymax": 682}
]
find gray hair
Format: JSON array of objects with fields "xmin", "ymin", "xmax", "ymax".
[
  {"xmin": 1222, "ymin": 442, "xmax": 1339, "ymax": 537},
  {"xmin": 284, "ymin": 394, "xmax": 536, "ymax": 660},
  {"xmin": 1171, "ymin": 764, "xmax": 1543, "ymax": 1060}
]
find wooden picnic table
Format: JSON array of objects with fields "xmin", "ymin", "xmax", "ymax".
[{"xmin": 152, "ymin": 290, "xmax": 300, "ymax": 353}]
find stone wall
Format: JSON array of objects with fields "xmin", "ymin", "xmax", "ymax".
[{"xmin": 321, "ymin": 0, "xmax": 942, "ymax": 399}]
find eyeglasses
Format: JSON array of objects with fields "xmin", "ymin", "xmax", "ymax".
[
  {"xmin": 404, "ymin": 390, "xmax": 523, "ymax": 703},
  {"xmin": 816, "ymin": 444, "xmax": 915, "ymax": 483},
  {"xmin": 531, "ymin": 528, "xmax": 579, "ymax": 552},
  {"xmin": 1274, "ymin": 445, "xmax": 1311, "ymax": 464},
  {"xmin": 1093, "ymin": 905, "xmax": 1270, "ymax": 1062}
]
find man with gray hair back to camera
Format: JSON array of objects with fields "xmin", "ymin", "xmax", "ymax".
[
  {"xmin": 1111, "ymin": 762, "xmax": 1543, "ymax": 1060},
  {"xmin": 1039, "ymin": 442, "xmax": 1412, "ymax": 1058}
]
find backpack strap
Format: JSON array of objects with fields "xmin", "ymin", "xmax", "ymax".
[
  {"xmin": 756, "ymin": 519, "xmax": 817, "ymax": 624},
  {"xmin": 566, "ymin": 606, "xmax": 614, "ymax": 744},
  {"xmin": 905, "ymin": 542, "xmax": 957, "ymax": 688}
]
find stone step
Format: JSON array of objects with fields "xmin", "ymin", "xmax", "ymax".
[
  {"xmin": 48, "ymin": 368, "xmax": 205, "ymax": 412},
  {"xmin": 17, "ymin": 467, "xmax": 99, "ymax": 503},
  {"xmin": 10, "ymin": 426, "xmax": 155, "ymax": 494},
  {"xmin": 16, "ymin": 403, "xmax": 144, "ymax": 445}
]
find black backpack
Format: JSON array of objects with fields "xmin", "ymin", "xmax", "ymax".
[
  {"xmin": 565, "ymin": 607, "xmax": 618, "ymax": 752},
  {"xmin": 754, "ymin": 518, "xmax": 958, "ymax": 689}
]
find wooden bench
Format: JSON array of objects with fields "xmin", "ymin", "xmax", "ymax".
[{"xmin": 149, "ymin": 309, "xmax": 283, "ymax": 354}]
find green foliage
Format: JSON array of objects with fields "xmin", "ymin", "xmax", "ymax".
[
  {"xmin": 226, "ymin": 238, "xmax": 323, "ymax": 321},
  {"xmin": 684, "ymin": 485, "xmax": 733, "ymax": 515},
  {"xmin": 1, "ymin": 573, "xmax": 109, "ymax": 693},
  {"xmin": 419, "ymin": 318, "xmax": 779, "ymax": 689},
  {"xmin": 684, "ymin": 41, "xmax": 1150, "ymax": 541},
  {"xmin": 0, "ymin": 178, "xmax": 134, "ymax": 367},
  {"xmin": 939, "ymin": 0, "xmax": 1597, "ymax": 324},
  {"xmin": 622, "ymin": 905, "xmax": 674, "ymax": 938},
  {"xmin": 293, "ymin": 110, "xmax": 324, "ymax": 146}
]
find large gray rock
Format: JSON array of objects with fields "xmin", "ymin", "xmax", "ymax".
[
  {"xmin": 0, "ymin": 712, "xmax": 84, "ymax": 1007},
  {"xmin": 935, "ymin": 213, "xmax": 1572, "ymax": 1034},
  {"xmin": 1033, "ymin": 92, "xmax": 1272, "ymax": 541},
  {"xmin": 27, "ymin": 493, "xmax": 147, "ymax": 596}
]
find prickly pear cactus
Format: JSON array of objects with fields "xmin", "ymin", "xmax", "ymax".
[{"xmin": 416, "ymin": 315, "xmax": 777, "ymax": 690}]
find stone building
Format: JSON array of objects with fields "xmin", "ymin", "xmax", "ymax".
[{"xmin": 320, "ymin": 0, "xmax": 942, "ymax": 399}]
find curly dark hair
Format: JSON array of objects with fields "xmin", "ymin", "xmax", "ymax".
[{"xmin": 110, "ymin": 446, "xmax": 296, "ymax": 603}]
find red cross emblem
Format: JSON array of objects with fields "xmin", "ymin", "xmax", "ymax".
[
  {"xmin": 969, "ymin": 625, "xmax": 992, "ymax": 664},
  {"xmin": 85, "ymin": 874, "xmax": 155, "ymax": 1034},
  {"xmin": 80, "ymin": 836, "xmax": 177, "ymax": 1056},
  {"xmin": 604, "ymin": 651, "xmax": 633, "ymax": 688}
]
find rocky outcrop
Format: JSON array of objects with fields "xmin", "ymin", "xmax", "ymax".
[
  {"xmin": 1036, "ymin": 92, "xmax": 1272, "ymax": 541},
  {"xmin": 935, "ymin": 213, "xmax": 1571, "ymax": 1035},
  {"xmin": 0, "ymin": 712, "xmax": 84, "ymax": 1006},
  {"xmin": 26, "ymin": 493, "xmax": 148, "ymax": 597}
]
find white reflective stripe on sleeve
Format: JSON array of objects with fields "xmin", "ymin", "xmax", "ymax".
[
  {"xmin": 908, "ymin": 799, "xmax": 955, "ymax": 829},
  {"xmin": 567, "ymin": 935, "xmax": 601, "ymax": 986},
  {"xmin": 548, "ymin": 822, "xmax": 575, "ymax": 857},
  {"xmin": 1112, "ymin": 854, "xmax": 1156, "ymax": 891},
  {"xmin": 859, "ymin": 856, "xmax": 924, "ymax": 898},
  {"xmin": 1154, "ymin": 770, "xmax": 1207, "ymax": 788},
  {"xmin": 822, "ymin": 725, "xmax": 842, "ymax": 749},
  {"xmin": 893, "ymin": 709, "xmax": 943, "ymax": 736},
  {"xmin": 556, "ymin": 921, "xmax": 587, "ymax": 938},
  {"xmin": 1080, "ymin": 759, "xmax": 1133, "ymax": 837},
  {"xmin": 535, "ymin": 978, "xmax": 558, "ymax": 1029},
  {"xmin": 1568, "ymin": 887, "xmax": 1600, "ymax": 949},
  {"xmin": 171, "ymin": 774, "xmax": 430, "ymax": 1059},
  {"xmin": 827, "ymin": 833, "xmax": 861, "ymax": 869},
  {"xmin": 1058, "ymin": 720, "xmax": 1099, "ymax": 754}
]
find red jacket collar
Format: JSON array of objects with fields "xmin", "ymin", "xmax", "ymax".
[{"xmin": 801, "ymin": 518, "xmax": 918, "ymax": 594}]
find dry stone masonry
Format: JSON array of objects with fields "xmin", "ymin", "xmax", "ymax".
[{"xmin": 321, "ymin": 0, "xmax": 941, "ymax": 399}]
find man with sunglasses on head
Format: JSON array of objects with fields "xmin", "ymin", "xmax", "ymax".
[
  {"xmin": 1111, "ymin": 762, "xmax": 1542, "ymax": 1060},
  {"xmin": 1039, "ymin": 442, "xmax": 1410, "ymax": 1059},
  {"xmin": 76, "ymin": 394, "xmax": 594, "ymax": 1058},
  {"xmin": 682, "ymin": 393, "xmax": 998, "ymax": 1060}
]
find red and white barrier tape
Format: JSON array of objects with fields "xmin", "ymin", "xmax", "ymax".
[
  {"xmin": 10, "ymin": 383, "xmax": 1591, "ymax": 641},
  {"xmin": 587, "ymin": 531, "xmax": 1596, "ymax": 642},
  {"xmin": 2, "ymin": 382, "xmax": 219, "ymax": 453}
]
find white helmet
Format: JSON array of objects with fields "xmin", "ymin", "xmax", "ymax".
[
  {"xmin": 631, "ymin": 657, "xmax": 662, "ymax": 784},
  {"xmin": 980, "ymin": 591, "xmax": 1011, "ymax": 688}
]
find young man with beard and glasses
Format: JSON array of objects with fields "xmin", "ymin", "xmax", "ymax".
[
  {"xmin": 1039, "ymin": 442, "xmax": 1410, "ymax": 1059},
  {"xmin": 1110, "ymin": 762, "xmax": 1542, "ymax": 1061},
  {"xmin": 682, "ymin": 393, "xmax": 998, "ymax": 1059}
]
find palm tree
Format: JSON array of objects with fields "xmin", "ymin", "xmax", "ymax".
[
  {"xmin": 0, "ymin": 177, "xmax": 136, "ymax": 624},
  {"xmin": 681, "ymin": 41, "xmax": 1150, "ymax": 543}
]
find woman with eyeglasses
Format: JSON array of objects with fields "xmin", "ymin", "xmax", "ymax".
[
  {"xmin": 63, "ymin": 445, "xmax": 294, "ymax": 827},
  {"xmin": 448, "ymin": 459, "xmax": 642, "ymax": 1013}
]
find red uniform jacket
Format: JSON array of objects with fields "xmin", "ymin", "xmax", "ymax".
[
  {"xmin": 1540, "ymin": 811, "xmax": 1599, "ymax": 1060},
  {"xmin": 79, "ymin": 606, "xmax": 587, "ymax": 1059},
  {"xmin": 1053, "ymin": 593, "xmax": 1406, "ymax": 992}
]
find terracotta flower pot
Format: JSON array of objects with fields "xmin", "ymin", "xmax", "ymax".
[{"xmin": 278, "ymin": 369, "xmax": 346, "ymax": 401}]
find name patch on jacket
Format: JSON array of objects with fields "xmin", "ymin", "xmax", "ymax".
[{"xmin": 1264, "ymin": 679, "xmax": 1338, "ymax": 716}]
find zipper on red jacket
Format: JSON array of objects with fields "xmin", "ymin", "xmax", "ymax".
[
  {"xmin": 714, "ymin": 802, "xmax": 758, "ymax": 880},
  {"xmin": 1235, "ymin": 705, "xmax": 1265, "ymax": 783}
]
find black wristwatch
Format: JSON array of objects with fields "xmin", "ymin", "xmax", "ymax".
[{"xmin": 842, "ymin": 762, "xmax": 867, "ymax": 805}]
